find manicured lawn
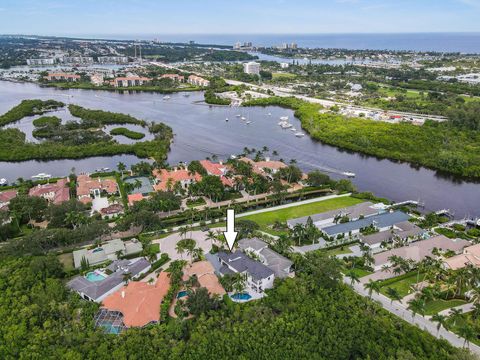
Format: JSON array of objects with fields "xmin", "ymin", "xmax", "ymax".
[
  {"xmin": 424, "ymin": 299, "xmax": 467, "ymax": 315},
  {"xmin": 187, "ymin": 197, "xmax": 207, "ymax": 208},
  {"xmin": 345, "ymin": 267, "xmax": 373, "ymax": 278},
  {"xmin": 325, "ymin": 246, "xmax": 353, "ymax": 256},
  {"xmin": 58, "ymin": 253, "xmax": 74, "ymax": 271},
  {"xmin": 379, "ymin": 272, "xmax": 423, "ymax": 298},
  {"xmin": 240, "ymin": 196, "xmax": 364, "ymax": 235},
  {"xmin": 272, "ymin": 72, "xmax": 297, "ymax": 80}
]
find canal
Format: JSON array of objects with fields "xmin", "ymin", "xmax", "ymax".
[{"xmin": 0, "ymin": 80, "xmax": 479, "ymax": 217}]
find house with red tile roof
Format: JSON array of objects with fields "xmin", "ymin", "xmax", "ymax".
[
  {"xmin": 76, "ymin": 174, "xmax": 118, "ymax": 204},
  {"xmin": 152, "ymin": 168, "xmax": 202, "ymax": 192},
  {"xmin": 45, "ymin": 73, "xmax": 80, "ymax": 81},
  {"xmin": 128, "ymin": 193, "xmax": 145, "ymax": 206},
  {"xmin": 199, "ymin": 160, "xmax": 235, "ymax": 188},
  {"xmin": 160, "ymin": 74, "xmax": 184, "ymax": 82},
  {"xmin": 29, "ymin": 178, "xmax": 70, "ymax": 204},
  {"xmin": 0, "ymin": 190, "xmax": 17, "ymax": 211},
  {"xmin": 112, "ymin": 76, "xmax": 151, "ymax": 87},
  {"xmin": 101, "ymin": 272, "xmax": 171, "ymax": 328},
  {"xmin": 182, "ymin": 261, "xmax": 226, "ymax": 296},
  {"xmin": 239, "ymin": 157, "xmax": 288, "ymax": 179},
  {"xmin": 188, "ymin": 75, "xmax": 210, "ymax": 87},
  {"xmin": 100, "ymin": 203, "xmax": 125, "ymax": 219}
]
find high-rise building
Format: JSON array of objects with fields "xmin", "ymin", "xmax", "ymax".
[{"xmin": 243, "ymin": 61, "xmax": 261, "ymax": 75}]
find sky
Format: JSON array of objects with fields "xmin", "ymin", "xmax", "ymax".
[{"xmin": 0, "ymin": 0, "xmax": 479, "ymax": 36}]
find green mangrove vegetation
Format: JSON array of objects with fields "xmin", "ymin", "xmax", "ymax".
[
  {"xmin": 0, "ymin": 99, "xmax": 64, "ymax": 126},
  {"xmin": 110, "ymin": 127, "xmax": 146, "ymax": 140},
  {"xmin": 244, "ymin": 96, "xmax": 480, "ymax": 178},
  {"xmin": 0, "ymin": 101, "xmax": 172, "ymax": 162}
]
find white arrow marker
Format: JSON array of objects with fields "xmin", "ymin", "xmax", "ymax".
[{"xmin": 223, "ymin": 209, "xmax": 238, "ymax": 252}]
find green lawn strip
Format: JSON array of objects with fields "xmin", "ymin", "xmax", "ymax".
[
  {"xmin": 341, "ymin": 267, "xmax": 373, "ymax": 278},
  {"xmin": 379, "ymin": 271, "xmax": 424, "ymax": 298},
  {"xmin": 324, "ymin": 247, "xmax": 353, "ymax": 256},
  {"xmin": 424, "ymin": 299, "xmax": 467, "ymax": 316},
  {"xmin": 58, "ymin": 253, "xmax": 74, "ymax": 272},
  {"xmin": 240, "ymin": 196, "xmax": 364, "ymax": 235}
]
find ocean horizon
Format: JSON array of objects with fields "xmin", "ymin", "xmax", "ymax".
[{"xmin": 66, "ymin": 32, "xmax": 480, "ymax": 53}]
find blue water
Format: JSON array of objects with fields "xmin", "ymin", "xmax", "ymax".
[
  {"xmin": 100, "ymin": 322, "xmax": 122, "ymax": 334},
  {"xmin": 231, "ymin": 293, "xmax": 252, "ymax": 301},
  {"xmin": 85, "ymin": 271, "xmax": 106, "ymax": 282},
  {"xmin": 177, "ymin": 290, "xmax": 189, "ymax": 299},
  {"xmin": 86, "ymin": 33, "xmax": 480, "ymax": 53}
]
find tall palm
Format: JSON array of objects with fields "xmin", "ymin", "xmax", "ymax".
[
  {"xmin": 386, "ymin": 287, "xmax": 402, "ymax": 304},
  {"xmin": 117, "ymin": 162, "xmax": 126, "ymax": 178},
  {"xmin": 346, "ymin": 270, "xmax": 360, "ymax": 287},
  {"xmin": 431, "ymin": 314, "xmax": 448, "ymax": 335},
  {"xmin": 364, "ymin": 279, "xmax": 381, "ymax": 299},
  {"xmin": 407, "ymin": 298, "xmax": 425, "ymax": 319},
  {"xmin": 206, "ymin": 230, "xmax": 217, "ymax": 247},
  {"xmin": 449, "ymin": 308, "xmax": 463, "ymax": 327},
  {"xmin": 458, "ymin": 323, "xmax": 475, "ymax": 348}
]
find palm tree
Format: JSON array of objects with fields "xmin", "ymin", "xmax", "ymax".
[
  {"xmin": 458, "ymin": 323, "xmax": 475, "ymax": 348},
  {"xmin": 346, "ymin": 270, "xmax": 360, "ymax": 287},
  {"xmin": 431, "ymin": 314, "xmax": 448, "ymax": 335},
  {"xmin": 407, "ymin": 298, "xmax": 425, "ymax": 319},
  {"xmin": 176, "ymin": 241, "xmax": 187, "ymax": 259},
  {"xmin": 386, "ymin": 287, "xmax": 402, "ymax": 304},
  {"xmin": 122, "ymin": 272, "xmax": 132, "ymax": 285},
  {"xmin": 449, "ymin": 308, "xmax": 463, "ymax": 327},
  {"xmin": 179, "ymin": 226, "xmax": 188, "ymax": 239},
  {"xmin": 206, "ymin": 230, "xmax": 217, "ymax": 247},
  {"xmin": 364, "ymin": 279, "xmax": 381, "ymax": 299},
  {"xmin": 148, "ymin": 278, "xmax": 155, "ymax": 285},
  {"xmin": 117, "ymin": 162, "xmax": 126, "ymax": 178}
]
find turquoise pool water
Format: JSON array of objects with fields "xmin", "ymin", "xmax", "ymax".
[
  {"xmin": 85, "ymin": 271, "xmax": 106, "ymax": 282},
  {"xmin": 231, "ymin": 293, "xmax": 252, "ymax": 301},
  {"xmin": 177, "ymin": 290, "xmax": 188, "ymax": 299},
  {"xmin": 100, "ymin": 322, "xmax": 122, "ymax": 334}
]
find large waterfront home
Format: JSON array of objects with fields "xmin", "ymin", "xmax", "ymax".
[
  {"xmin": 72, "ymin": 239, "xmax": 143, "ymax": 269},
  {"xmin": 28, "ymin": 178, "xmax": 70, "ymax": 205},
  {"xmin": 76, "ymin": 174, "xmax": 118, "ymax": 204},
  {"xmin": 287, "ymin": 201, "xmax": 380, "ymax": 229},
  {"xmin": 372, "ymin": 235, "xmax": 470, "ymax": 271},
  {"xmin": 182, "ymin": 261, "xmax": 226, "ymax": 296},
  {"xmin": 67, "ymin": 258, "xmax": 151, "ymax": 302},
  {"xmin": 359, "ymin": 221, "xmax": 426, "ymax": 250},
  {"xmin": 443, "ymin": 243, "xmax": 480, "ymax": 270},
  {"xmin": 152, "ymin": 168, "xmax": 202, "ymax": 192}
]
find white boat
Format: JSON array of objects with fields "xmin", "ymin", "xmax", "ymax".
[
  {"xmin": 280, "ymin": 116, "xmax": 289, "ymax": 121},
  {"xmin": 246, "ymin": 121, "xmax": 251, "ymax": 124},
  {"xmin": 267, "ymin": 113, "xmax": 272, "ymax": 116},
  {"xmin": 241, "ymin": 116, "xmax": 246, "ymax": 120},
  {"xmin": 342, "ymin": 171, "xmax": 356, "ymax": 178},
  {"xmin": 281, "ymin": 122, "xmax": 293, "ymax": 129},
  {"xmin": 0, "ymin": 178, "xmax": 7, "ymax": 186},
  {"xmin": 102, "ymin": 167, "xmax": 110, "ymax": 172},
  {"xmin": 295, "ymin": 132, "xmax": 305, "ymax": 137},
  {"xmin": 163, "ymin": 96, "xmax": 171, "ymax": 100},
  {"xmin": 225, "ymin": 118, "xmax": 229, "ymax": 121},
  {"xmin": 236, "ymin": 114, "xmax": 241, "ymax": 117},
  {"xmin": 290, "ymin": 128, "xmax": 297, "ymax": 132},
  {"xmin": 31, "ymin": 173, "xmax": 52, "ymax": 180}
]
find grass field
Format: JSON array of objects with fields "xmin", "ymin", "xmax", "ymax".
[
  {"xmin": 424, "ymin": 299, "xmax": 467, "ymax": 315},
  {"xmin": 58, "ymin": 253, "xmax": 74, "ymax": 271},
  {"xmin": 240, "ymin": 196, "xmax": 364, "ymax": 235},
  {"xmin": 342, "ymin": 267, "xmax": 373, "ymax": 278},
  {"xmin": 272, "ymin": 72, "xmax": 297, "ymax": 80},
  {"xmin": 379, "ymin": 271, "xmax": 423, "ymax": 298}
]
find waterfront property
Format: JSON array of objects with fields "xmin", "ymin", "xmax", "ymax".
[
  {"xmin": 359, "ymin": 221, "xmax": 426, "ymax": 250},
  {"xmin": 0, "ymin": 189, "xmax": 17, "ymax": 211},
  {"xmin": 321, "ymin": 210, "xmax": 410, "ymax": 239},
  {"xmin": 76, "ymin": 174, "xmax": 118, "ymax": 204},
  {"xmin": 372, "ymin": 235, "xmax": 470, "ymax": 271},
  {"xmin": 443, "ymin": 243, "xmax": 480, "ymax": 270},
  {"xmin": 124, "ymin": 176, "xmax": 154, "ymax": 195},
  {"xmin": 200, "ymin": 160, "xmax": 234, "ymax": 187},
  {"xmin": 182, "ymin": 261, "xmax": 226, "ymax": 296},
  {"xmin": 187, "ymin": 75, "xmax": 210, "ymax": 87},
  {"xmin": 238, "ymin": 238, "xmax": 294, "ymax": 279},
  {"xmin": 287, "ymin": 201, "xmax": 380, "ymax": 229},
  {"xmin": 112, "ymin": 76, "xmax": 152, "ymax": 87},
  {"xmin": 28, "ymin": 178, "xmax": 70, "ymax": 205},
  {"xmin": 161, "ymin": 74, "xmax": 184, "ymax": 82},
  {"xmin": 216, "ymin": 251, "xmax": 275, "ymax": 294},
  {"xmin": 153, "ymin": 168, "xmax": 202, "ymax": 192},
  {"xmin": 239, "ymin": 157, "xmax": 288, "ymax": 180},
  {"xmin": 72, "ymin": 238, "xmax": 143, "ymax": 269},
  {"xmin": 97, "ymin": 271, "xmax": 171, "ymax": 332},
  {"xmin": 67, "ymin": 258, "xmax": 151, "ymax": 302},
  {"xmin": 45, "ymin": 73, "xmax": 80, "ymax": 82}
]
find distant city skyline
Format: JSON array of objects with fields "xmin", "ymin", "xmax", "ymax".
[{"xmin": 0, "ymin": 0, "xmax": 480, "ymax": 36}]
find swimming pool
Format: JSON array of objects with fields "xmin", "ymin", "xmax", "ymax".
[
  {"xmin": 177, "ymin": 290, "xmax": 189, "ymax": 299},
  {"xmin": 231, "ymin": 293, "xmax": 252, "ymax": 301},
  {"xmin": 85, "ymin": 271, "xmax": 106, "ymax": 282}
]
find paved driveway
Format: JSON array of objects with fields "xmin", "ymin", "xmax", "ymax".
[{"xmin": 153, "ymin": 230, "xmax": 214, "ymax": 262}]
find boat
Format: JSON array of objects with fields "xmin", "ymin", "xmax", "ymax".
[
  {"xmin": 236, "ymin": 114, "xmax": 241, "ymax": 117},
  {"xmin": 225, "ymin": 118, "xmax": 229, "ymax": 122},
  {"xmin": 0, "ymin": 178, "xmax": 7, "ymax": 186},
  {"xmin": 31, "ymin": 173, "xmax": 52, "ymax": 180},
  {"xmin": 342, "ymin": 171, "xmax": 356, "ymax": 178},
  {"xmin": 280, "ymin": 122, "xmax": 293, "ymax": 129},
  {"xmin": 267, "ymin": 113, "xmax": 272, "ymax": 116},
  {"xmin": 241, "ymin": 116, "xmax": 246, "ymax": 120},
  {"xmin": 280, "ymin": 116, "xmax": 289, "ymax": 121},
  {"xmin": 290, "ymin": 128, "xmax": 296, "ymax": 132},
  {"xmin": 295, "ymin": 132, "xmax": 305, "ymax": 137},
  {"xmin": 102, "ymin": 167, "xmax": 110, "ymax": 172},
  {"xmin": 246, "ymin": 121, "xmax": 251, "ymax": 124},
  {"xmin": 163, "ymin": 96, "xmax": 171, "ymax": 100}
]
